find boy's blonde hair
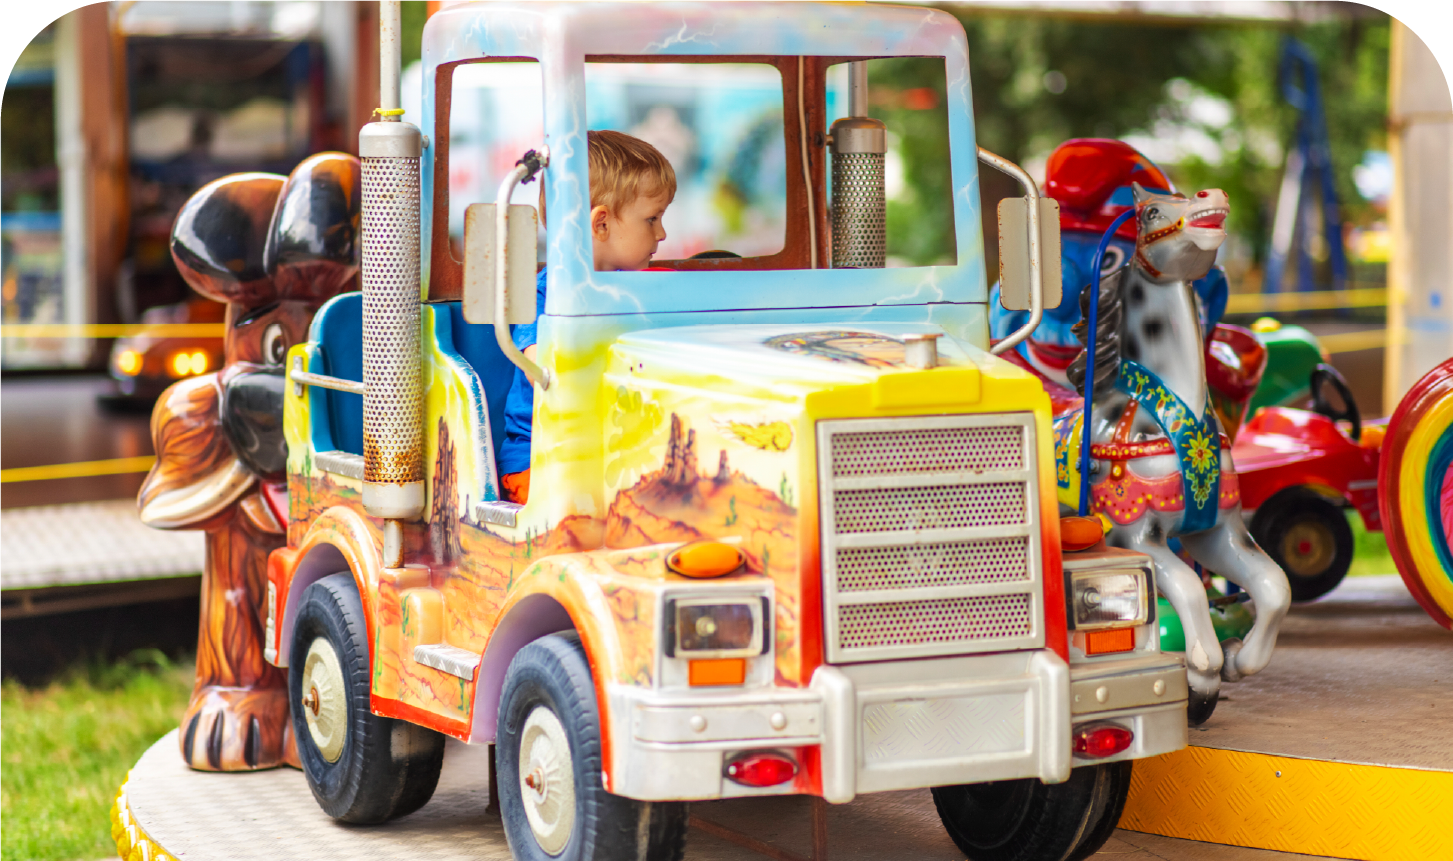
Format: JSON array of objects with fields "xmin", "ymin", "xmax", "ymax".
[{"xmin": 588, "ymin": 129, "xmax": 676, "ymax": 214}]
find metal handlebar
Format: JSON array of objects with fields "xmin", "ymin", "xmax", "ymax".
[
  {"xmin": 977, "ymin": 147, "xmax": 1045, "ymax": 357},
  {"xmin": 495, "ymin": 146, "xmax": 551, "ymax": 391},
  {"xmin": 290, "ymin": 357, "xmax": 365, "ymax": 396}
]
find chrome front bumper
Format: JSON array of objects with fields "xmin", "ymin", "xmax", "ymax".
[
  {"xmin": 607, "ymin": 649, "xmax": 1189, "ymax": 803},
  {"xmin": 607, "ymin": 649, "xmax": 1069, "ymax": 802}
]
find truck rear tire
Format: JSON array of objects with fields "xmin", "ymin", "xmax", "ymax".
[
  {"xmin": 289, "ymin": 573, "xmax": 445, "ymax": 823},
  {"xmin": 1250, "ymin": 488, "xmax": 1353, "ymax": 602},
  {"xmin": 497, "ymin": 631, "xmax": 686, "ymax": 861},
  {"xmin": 931, "ymin": 761, "xmax": 1133, "ymax": 861}
]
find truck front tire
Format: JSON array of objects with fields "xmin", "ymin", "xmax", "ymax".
[
  {"xmin": 289, "ymin": 573, "xmax": 445, "ymax": 824},
  {"xmin": 931, "ymin": 761, "xmax": 1133, "ymax": 861},
  {"xmin": 497, "ymin": 631, "xmax": 686, "ymax": 861}
]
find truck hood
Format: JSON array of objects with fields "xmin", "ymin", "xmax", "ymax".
[{"xmin": 612, "ymin": 322, "xmax": 1010, "ymax": 401}]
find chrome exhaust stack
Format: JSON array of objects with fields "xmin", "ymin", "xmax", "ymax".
[
  {"xmin": 829, "ymin": 61, "xmax": 887, "ymax": 269},
  {"xmin": 360, "ymin": 0, "xmax": 423, "ymax": 561}
]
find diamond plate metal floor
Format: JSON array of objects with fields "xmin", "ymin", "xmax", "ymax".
[
  {"xmin": 1, "ymin": 500, "xmax": 203, "ymax": 591},
  {"xmin": 1118, "ymin": 575, "xmax": 1452, "ymax": 861},
  {"xmin": 1181, "ymin": 575, "xmax": 1450, "ymax": 771},
  {"xmin": 115, "ymin": 732, "xmax": 1334, "ymax": 861}
]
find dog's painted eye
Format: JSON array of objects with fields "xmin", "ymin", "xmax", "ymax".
[
  {"xmin": 262, "ymin": 323, "xmax": 286, "ymax": 366},
  {"xmin": 1100, "ymin": 247, "xmax": 1125, "ymax": 273}
]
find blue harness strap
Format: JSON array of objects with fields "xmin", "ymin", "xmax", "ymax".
[{"xmin": 1115, "ymin": 359, "xmax": 1223, "ymax": 533}]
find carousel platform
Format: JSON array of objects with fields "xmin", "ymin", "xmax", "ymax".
[
  {"xmin": 1118, "ymin": 575, "xmax": 1452, "ymax": 861},
  {"xmin": 112, "ymin": 577, "xmax": 1450, "ymax": 861}
]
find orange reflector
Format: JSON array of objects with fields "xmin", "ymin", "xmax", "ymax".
[
  {"xmin": 1060, "ymin": 516, "xmax": 1104, "ymax": 552},
  {"xmin": 667, "ymin": 541, "xmax": 745, "ymax": 579},
  {"xmin": 689, "ymin": 658, "xmax": 746, "ymax": 686},
  {"xmin": 1085, "ymin": 627, "xmax": 1136, "ymax": 655}
]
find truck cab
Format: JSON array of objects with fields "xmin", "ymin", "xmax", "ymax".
[{"xmin": 265, "ymin": 4, "xmax": 1188, "ymax": 859}]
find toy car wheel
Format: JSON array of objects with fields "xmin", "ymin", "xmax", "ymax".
[
  {"xmin": 290, "ymin": 573, "xmax": 445, "ymax": 823},
  {"xmin": 1250, "ymin": 489, "xmax": 1354, "ymax": 602},
  {"xmin": 931, "ymin": 761, "xmax": 1133, "ymax": 861},
  {"xmin": 497, "ymin": 632, "xmax": 686, "ymax": 861}
]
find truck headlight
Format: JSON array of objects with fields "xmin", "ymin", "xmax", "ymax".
[
  {"xmin": 665, "ymin": 597, "xmax": 767, "ymax": 658},
  {"xmin": 1069, "ymin": 569, "xmax": 1149, "ymax": 630}
]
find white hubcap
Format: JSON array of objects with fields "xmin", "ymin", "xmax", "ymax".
[
  {"xmin": 301, "ymin": 638, "xmax": 347, "ymax": 763},
  {"xmin": 519, "ymin": 705, "xmax": 576, "ymax": 855}
]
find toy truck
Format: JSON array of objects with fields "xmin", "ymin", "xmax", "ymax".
[{"xmin": 264, "ymin": 3, "xmax": 1188, "ymax": 859}]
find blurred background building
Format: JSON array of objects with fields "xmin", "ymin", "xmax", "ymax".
[{"xmin": 3, "ymin": 1, "xmax": 1447, "ymax": 404}]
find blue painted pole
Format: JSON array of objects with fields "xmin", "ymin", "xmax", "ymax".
[{"xmin": 1079, "ymin": 209, "xmax": 1136, "ymax": 517}]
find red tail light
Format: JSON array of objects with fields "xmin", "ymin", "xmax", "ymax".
[
  {"xmin": 1073, "ymin": 722, "xmax": 1134, "ymax": 759},
  {"xmin": 724, "ymin": 751, "xmax": 797, "ymax": 787}
]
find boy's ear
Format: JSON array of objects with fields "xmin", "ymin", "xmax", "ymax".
[{"xmin": 590, "ymin": 204, "xmax": 610, "ymax": 238}]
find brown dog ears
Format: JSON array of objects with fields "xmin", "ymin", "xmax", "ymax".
[{"xmin": 171, "ymin": 152, "xmax": 362, "ymax": 309}]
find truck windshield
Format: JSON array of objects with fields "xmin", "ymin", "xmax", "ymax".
[
  {"xmin": 427, "ymin": 55, "xmax": 963, "ymax": 306},
  {"xmin": 581, "ymin": 57, "xmax": 955, "ymax": 271},
  {"xmin": 584, "ymin": 61, "xmax": 787, "ymax": 261}
]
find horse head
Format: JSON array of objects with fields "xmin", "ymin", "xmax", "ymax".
[{"xmin": 1131, "ymin": 183, "xmax": 1228, "ymax": 283}]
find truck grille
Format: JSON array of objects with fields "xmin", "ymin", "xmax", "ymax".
[{"xmin": 818, "ymin": 415, "xmax": 1043, "ymax": 663}]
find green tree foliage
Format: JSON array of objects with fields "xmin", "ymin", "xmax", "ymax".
[
  {"xmin": 401, "ymin": 1, "xmax": 428, "ymax": 68},
  {"xmin": 872, "ymin": 8, "xmax": 1389, "ymax": 265}
]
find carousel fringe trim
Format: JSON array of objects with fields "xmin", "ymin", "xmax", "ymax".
[{"xmin": 111, "ymin": 774, "xmax": 179, "ymax": 861}]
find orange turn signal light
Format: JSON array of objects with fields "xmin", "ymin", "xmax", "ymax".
[
  {"xmin": 1060, "ymin": 516, "xmax": 1104, "ymax": 552},
  {"xmin": 667, "ymin": 540, "xmax": 745, "ymax": 579},
  {"xmin": 688, "ymin": 658, "xmax": 746, "ymax": 686},
  {"xmin": 1084, "ymin": 627, "xmax": 1136, "ymax": 656}
]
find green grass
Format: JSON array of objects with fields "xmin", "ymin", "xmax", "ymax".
[
  {"xmin": 1347, "ymin": 509, "xmax": 1397, "ymax": 578},
  {"xmin": 2, "ymin": 652, "xmax": 193, "ymax": 861}
]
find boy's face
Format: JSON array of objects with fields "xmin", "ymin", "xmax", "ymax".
[{"xmin": 592, "ymin": 190, "xmax": 670, "ymax": 271}]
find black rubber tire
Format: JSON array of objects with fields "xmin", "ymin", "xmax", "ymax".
[
  {"xmin": 931, "ymin": 762, "xmax": 1133, "ymax": 861},
  {"xmin": 497, "ymin": 632, "xmax": 686, "ymax": 861},
  {"xmin": 290, "ymin": 573, "xmax": 445, "ymax": 824},
  {"xmin": 1065, "ymin": 761, "xmax": 1134, "ymax": 861},
  {"xmin": 1250, "ymin": 488, "xmax": 1354, "ymax": 602}
]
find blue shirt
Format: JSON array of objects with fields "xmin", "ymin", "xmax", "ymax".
[{"xmin": 497, "ymin": 268, "xmax": 548, "ymax": 476}]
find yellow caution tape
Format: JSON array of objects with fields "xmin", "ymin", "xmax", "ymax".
[
  {"xmin": 1224, "ymin": 287, "xmax": 1387, "ymax": 314},
  {"xmin": 1315, "ymin": 329, "xmax": 1403, "ymax": 354},
  {"xmin": 0, "ymin": 455, "xmax": 157, "ymax": 484},
  {"xmin": 0, "ymin": 324, "xmax": 225, "ymax": 339}
]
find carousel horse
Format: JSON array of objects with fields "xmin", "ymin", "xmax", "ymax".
[
  {"xmin": 1055, "ymin": 183, "xmax": 1291, "ymax": 724},
  {"xmin": 992, "ymin": 139, "xmax": 1229, "ymax": 391}
]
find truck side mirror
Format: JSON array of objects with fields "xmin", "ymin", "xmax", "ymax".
[
  {"xmin": 997, "ymin": 197, "xmax": 1062, "ymax": 312},
  {"xmin": 462, "ymin": 202, "xmax": 538, "ymax": 325}
]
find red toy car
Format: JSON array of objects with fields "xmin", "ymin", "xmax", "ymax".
[{"xmin": 1232, "ymin": 365, "xmax": 1384, "ymax": 601}]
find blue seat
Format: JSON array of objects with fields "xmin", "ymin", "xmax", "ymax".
[
  {"xmin": 307, "ymin": 294, "xmax": 515, "ymax": 488},
  {"xmin": 312, "ymin": 292, "xmax": 363, "ymax": 455},
  {"xmin": 441, "ymin": 301, "xmax": 515, "ymax": 468}
]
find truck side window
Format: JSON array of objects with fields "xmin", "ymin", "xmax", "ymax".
[
  {"xmin": 825, "ymin": 58, "xmax": 956, "ymax": 268},
  {"xmin": 442, "ymin": 61, "xmax": 545, "ymax": 263}
]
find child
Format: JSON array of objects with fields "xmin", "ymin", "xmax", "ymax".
[{"xmin": 497, "ymin": 130, "xmax": 677, "ymax": 504}]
